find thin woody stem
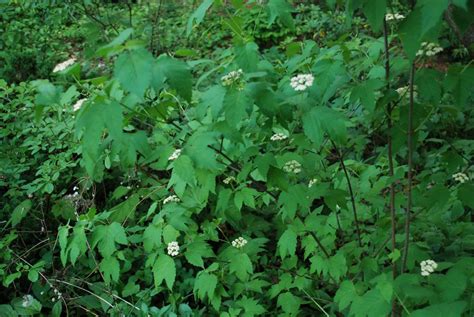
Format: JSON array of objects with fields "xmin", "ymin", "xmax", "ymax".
[
  {"xmin": 330, "ymin": 139, "xmax": 362, "ymax": 247},
  {"xmin": 383, "ymin": 17, "xmax": 398, "ymax": 317},
  {"xmin": 401, "ymin": 64, "xmax": 415, "ymax": 273}
]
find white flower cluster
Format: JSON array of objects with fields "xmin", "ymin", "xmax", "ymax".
[
  {"xmin": 453, "ymin": 172, "xmax": 469, "ymax": 183},
  {"xmin": 21, "ymin": 295, "xmax": 34, "ymax": 307},
  {"xmin": 270, "ymin": 133, "xmax": 288, "ymax": 141},
  {"xmin": 167, "ymin": 241, "xmax": 180, "ymax": 257},
  {"xmin": 396, "ymin": 85, "xmax": 418, "ymax": 99},
  {"xmin": 385, "ymin": 13, "xmax": 405, "ymax": 21},
  {"xmin": 231, "ymin": 237, "xmax": 248, "ymax": 248},
  {"xmin": 73, "ymin": 98, "xmax": 87, "ymax": 111},
  {"xmin": 53, "ymin": 57, "xmax": 76, "ymax": 73},
  {"xmin": 163, "ymin": 195, "xmax": 180, "ymax": 204},
  {"xmin": 223, "ymin": 176, "xmax": 235, "ymax": 184},
  {"xmin": 308, "ymin": 178, "xmax": 318, "ymax": 188},
  {"xmin": 65, "ymin": 185, "xmax": 80, "ymax": 206},
  {"xmin": 221, "ymin": 69, "xmax": 243, "ymax": 86},
  {"xmin": 420, "ymin": 259, "xmax": 438, "ymax": 276},
  {"xmin": 168, "ymin": 149, "xmax": 181, "ymax": 161},
  {"xmin": 283, "ymin": 160, "xmax": 302, "ymax": 174},
  {"xmin": 290, "ymin": 74, "xmax": 314, "ymax": 91},
  {"xmin": 416, "ymin": 42, "xmax": 443, "ymax": 57},
  {"xmin": 52, "ymin": 288, "xmax": 63, "ymax": 302}
]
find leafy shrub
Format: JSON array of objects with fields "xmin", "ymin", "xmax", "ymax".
[{"xmin": 1, "ymin": 0, "xmax": 474, "ymax": 316}]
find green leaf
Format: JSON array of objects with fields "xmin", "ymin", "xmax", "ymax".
[
  {"xmin": 185, "ymin": 131, "xmax": 219, "ymax": 170},
  {"xmin": 185, "ymin": 239, "xmax": 214, "ymax": 267},
  {"xmin": 3, "ymin": 272, "xmax": 21, "ymax": 287},
  {"xmin": 109, "ymin": 194, "xmax": 139, "ymax": 222},
  {"xmin": 267, "ymin": 0, "xmax": 295, "ymax": 30},
  {"xmin": 155, "ymin": 55, "xmax": 193, "ymax": 102},
  {"xmin": 33, "ymin": 80, "xmax": 61, "ymax": 106},
  {"xmin": 329, "ymin": 252, "xmax": 347, "ymax": 281},
  {"xmin": 223, "ymin": 89, "xmax": 251, "ymax": 127},
  {"xmin": 0, "ymin": 305, "xmax": 17, "ymax": 317},
  {"xmin": 114, "ymin": 48, "xmax": 154, "ymax": 97},
  {"xmin": 92, "ymin": 222, "xmax": 128, "ymax": 258},
  {"xmin": 51, "ymin": 302, "xmax": 62, "ymax": 317},
  {"xmin": 235, "ymin": 42, "xmax": 260, "ymax": 72},
  {"xmin": 194, "ymin": 271, "xmax": 218, "ymax": 300},
  {"xmin": 350, "ymin": 289, "xmax": 391, "ymax": 317},
  {"xmin": 418, "ymin": 0, "xmax": 450, "ymax": 34},
  {"xmin": 411, "ymin": 301, "xmax": 467, "ymax": 317},
  {"xmin": 58, "ymin": 226, "xmax": 69, "ymax": 267},
  {"xmin": 436, "ymin": 268, "xmax": 467, "ymax": 302},
  {"xmin": 362, "ymin": 0, "xmax": 386, "ymax": 32},
  {"xmin": 303, "ymin": 106, "xmax": 347, "ymax": 147},
  {"xmin": 11, "ymin": 296, "xmax": 42, "ymax": 315},
  {"xmin": 27, "ymin": 270, "xmax": 38, "ymax": 282},
  {"xmin": 172, "ymin": 154, "xmax": 196, "ymax": 186},
  {"xmin": 350, "ymin": 79, "xmax": 384, "ymax": 113},
  {"xmin": 278, "ymin": 228, "xmax": 297, "ymax": 259},
  {"xmin": 399, "ymin": 0, "xmax": 449, "ymax": 60},
  {"xmin": 444, "ymin": 65, "xmax": 474, "ymax": 108},
  {"xmin": 76, "ymin": 99, "xmax": 124, "ymax": 180},
  {"xmin": 153, "ymin": 254, "xmax": 176, "ymax": 289},
  {"xmin": 196, "ymin": 85, "xmax": 226, "ymax": 119},
  {"xmin": 96, "ymin": 28, "xmax": 133, "ymax": 56},
  {"xmin": 186, "ymin": 0, "xmax": 214, "ymax": 36},
  {"xmin": 235, "ymin": 296, "xmax": 266, "ymax": 316},
  {"xmin": 267, "ymin": 166, "xmax": 289, "ymax": 191},
  {"xmin": 143, "ymin": 224, "xmax": 162, "ymax": 253},
  {"xmin": 11, "ymin": 199, "xmax": 32, "ymax": 227},
  {"xmin": 334, "ymin": 280, "xmax": 357, "ymax": 311},
  {"xmin": 228, "ymin": 251, "xmax": 253, "ymax": 281},
  {"xmin": 416, "ymin": 68, "xmax": 443, "ymax": 104},
  {"xmin": 99, "ymin": 256, "xmax": 120, "ymax": 284},
  {"xmin": 457, "ymin": 183, "xmax": 474, "ymax": 208},
  {"xmin": 277, "ymin": 292, "xmax": 301, "ymax": 315},
  {"xmin": 68, "ymin": 225, "xmax": 88, "ymax": 265}
]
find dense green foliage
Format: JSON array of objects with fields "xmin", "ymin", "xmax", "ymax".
[{"xmin": 1, "ymin": 0, "xmax": 474, "ymax": 316}]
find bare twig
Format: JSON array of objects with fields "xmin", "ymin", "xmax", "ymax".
[
  {"xmin": 383, "ymin": 17, "xmax": 398, "ymax": 317},
  {"xmin": 401, "ymin": 64, "xmax": 416, "ymax": 273},
  {"xmin": 330, "ymin": 140, "xmax": 362, "ymax": 247},
  {"xmin": 309, "ymin": 232, "xmax": 331, "ymax": 259}
]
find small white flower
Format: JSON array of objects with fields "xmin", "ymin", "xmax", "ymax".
[
  {"xmin": 53, "ymin": 57, "xmax": 76, "ymax": 73},
  {"xmin": 270, "ymin": 133, "xmax": 288, "ymax": 141},
  {"xmin": 290, "ymin": 74, "xmax": 314, "ymax": 91},
  {"xmin": 308, "ymin": 178, "xmax": 318, "ymax": 188},
  {"xmin": 231, "ymin": 236, "xmax": 248, "ymax": 248},
  {"xmin": 420, "ymin": 259, "xmax": 438, "ymax": 276},
  {"xmin": 283, "ymin": 160, "xmax": 302, "ymax": 174},
  {"xmin": 168, "ymin": 149, "xmax": 182, "ymax": 161},
  {"xmin": 223, "ymin": 176, "xmax": 235, "ymax": 184},
  {"xmin": 163, "ymin": 195, "xmax": 180, "ymax": 205},
  {"xmin": 72, "ymin": 98, "xmax": 87, "ymax": 111},
  {"xmin": 452, "ymin": 172, "xmax": 469, "ymax": 183},
  {"xmin": 396, "ymin": 85, "xmax": 418, "ymax": 99},
  {"xmin": 221, "ymin": 69, "xmax": 244, "ymax": 86},
  {"xmin": 167, "ymin": 241, "xmax": 180, "ymax": 256},
  {"xmin": 385, "ymin": 13, "xmax": 405, "ymax": 21},
  {"xmin": 416, "ymin": 42, "xmax": 443, "ymax": 57},
  {"xmin": 22, "ymin": 295, "xmax": 34, "ymax": 307}
]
